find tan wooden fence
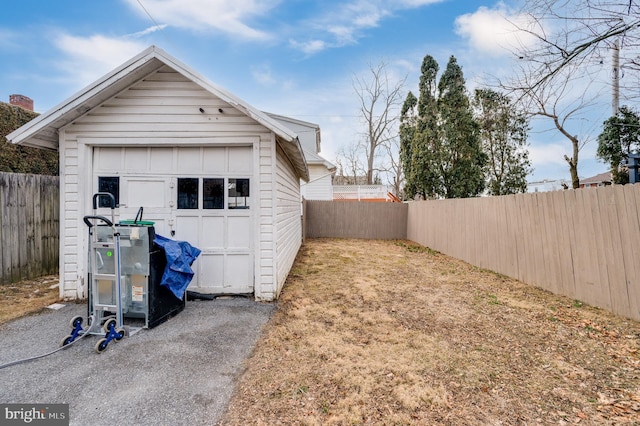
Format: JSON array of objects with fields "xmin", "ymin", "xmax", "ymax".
[
  {"xmin": 304, "ymin": 200, "xmax": 407, "ymax": 240},
  {"xmin": 407, "ymin": 185, "xmax": 640, "ymax": 322},
  {"xmin": 0, "ymin": 172, "xmax": 59, "ymax": 284}
]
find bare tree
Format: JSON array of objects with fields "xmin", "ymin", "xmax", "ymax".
[
  {"xmin": 334, "ymin": 142, "xmax": 365, "ymax": 184},
  {"xmin": 382, "ymin": 134, "xmax": 404, "ymax": 197},
  {"xmin": 516, "ymin": 0, "xmax": 640, "ymax": 98},
  {"xmin": 352, "ymin": 62, "xmax": 406, "ymax": 185},
  {"xmin": 499, "ymin": 0, "xmax": 624, "ymax": 187},
  {"xmin": 503, "ymin": 59, "xmax": 602, "ymax": 188}
]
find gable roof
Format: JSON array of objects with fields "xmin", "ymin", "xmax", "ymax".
[
  {"xmin": 581, "ymin": 171, "xmax": 611, "ymax": 185},
  {"xmin": 6, "ymin": 45, "xmax": 308, "ymax": 181},
  {"xmin": 265, "ymin": 112, "xmax": 335, "ymax": 171},
  {"xmin": 265, "ymin": 112, "xmax": 321, "ymax": 151}
]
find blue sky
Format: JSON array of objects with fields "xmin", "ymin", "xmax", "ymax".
[{"xmin": 0, "ymin": 0, "xmax": 615, "ymax": 184}]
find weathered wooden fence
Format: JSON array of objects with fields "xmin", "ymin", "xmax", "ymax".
[
  {"xmin": 0, "ymin": 172, "xmax": 59, "ymax": 284},
  {"xmin": 407, "ymin": 185, "xmax": 640, "ymax": 322},
  {"xmin": 304, "ymin": 200, "xmax": 407, "ymax": 240}
]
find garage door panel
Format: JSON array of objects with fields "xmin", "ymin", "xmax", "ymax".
[
  {"xmin": 175, "ymin": 216, "xmax": 200, "ymax": 247},
  {"xmin": 125, "ymin": 179, "xmax": 168, "ymax": 208},
  {"xmin": 95, "ymin": 147, "xmax": 122, "ymax": 170},
  {"xmin": 203, "ymin": 147, "xmax": 226, "ymax": 172},
  {"xmin": 228, "ymin": 216, "xmax": 251, "ymax": 249},
  {"xmin": 124, "ymin": 148, "xmax": 148, "ymax": 172},
  {"xmin": 197, "ymin": 254, "xmax": 224, "ymax": 289},
  {"xmin": 149, "ymin": 148, "xmax": 174, "ymax": 172},
  {"xmin": 177, "ymin": 148, "xmax": 201, "ymax": 173},
  {"xmin": 228, "ymin": 146, "xmax": 252, "ymax": 173},
  {"xmin": 224, "ymin": 254, "xmax": 252, "ymax": 290},
  {"xmin": 202, "ymin": 216, "xmax": 225, "ymax": 248}
]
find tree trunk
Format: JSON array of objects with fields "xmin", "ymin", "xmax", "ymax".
[{"xmin": 564, "ymin": 154, "xmax": 580, "ymax": 189}]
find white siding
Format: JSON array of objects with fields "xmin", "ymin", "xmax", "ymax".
[
  {"xmin": 256, "ymin": 133, "xmax": 276, "ymax": 300},
  {"xmin": 273, "ymin": 143, "xmax": 303, "ymax": 298},
  {"xmin": 59, "ymin": 130, "xmax": 93, "ymax": 300},
  {"xmin": 65, "ymin": 67, "xmax": 266, "ymax": 139},
  {"xmin": 301, "ymin": 164, "xmax": 333, "ymax": 200},
  {"xmin": 58, "ymin": 65, "xmax": 284, "ymax": 299}
]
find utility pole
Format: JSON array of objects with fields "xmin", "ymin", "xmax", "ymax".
[{"xmin": 613, "ymin": 39, "xmax": 620, "ymax": 116}]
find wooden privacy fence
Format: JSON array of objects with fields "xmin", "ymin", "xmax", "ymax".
[
  {"xmin": 0, "ymin": 172, "xmax": 59, "ymax": 284},
  {"xmin": 304, "ymin": 200, "xmax": 407, "ymax": 240},
  {"xmin": 407, "ymin": 185, "xmax": 640, "ymax": 322}
]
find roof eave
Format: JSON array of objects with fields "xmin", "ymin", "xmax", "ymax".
[{"xmin": 278, "ymin": 136, "xmax": 309, "ymax": 182}]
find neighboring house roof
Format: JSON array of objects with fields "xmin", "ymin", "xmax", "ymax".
[
  {"xmin": 265, "ymin": 112, "xmax": 335, "ymax": 171},
  {"xmin": 6, "ymin": 45, "xmax": 308, "ymax": 181},
  {"xmin": 266, "ymin": 113, "xmax": 321, "ymax": 152},
  {"xmin": 303, "ymin": 148, "xmax": 337, "ymax": 170},
  {"xmin": 581, "ymin": 172, "xmax": 611, "ymax": 186}
]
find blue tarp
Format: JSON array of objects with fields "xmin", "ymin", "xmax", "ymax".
[{"xmin": 154, "ymin": 234, "xmax": 201, "ymax": 300}]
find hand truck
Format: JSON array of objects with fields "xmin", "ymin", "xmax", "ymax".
[{"xmin": 60, "ymin": 192, "xmax": 127, "ymax": 353}]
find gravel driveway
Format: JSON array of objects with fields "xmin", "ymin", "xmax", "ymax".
[{"xmin": 0, "ymin": 298, "xmax": 274, "ymax": 425}]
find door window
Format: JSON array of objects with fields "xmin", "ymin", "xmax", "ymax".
[
  {"xmin": 177, "ymin": 178, "xmax": 199, "ymax": 209},
  {"xmin": 203, "ymin": 178, "xmax": 224, "ymax": 209},
  {"xmin": 228, "ymin": 178, "xmax": 250, "ymax": 209},
  {"xmin": 97, "ymin": 176, "xmax": 119, "ymax": 207}
]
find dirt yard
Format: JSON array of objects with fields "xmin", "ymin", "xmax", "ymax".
[
  {"xmin": 221, "ymin": 239, "xmax": 640, "ymax": 425},
  {"xmin": 0, "ymin": 274, "xmax": 60, "ymax": 325}
]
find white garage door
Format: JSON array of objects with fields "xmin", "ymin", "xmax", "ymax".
[{"xmin": 93, "ymin": 146, "xmax": 254, "ymax": 294}]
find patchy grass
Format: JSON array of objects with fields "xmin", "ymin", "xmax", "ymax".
[
  {"xmin": 0, "ymin": 275, "xmax": 60, "ymax": 325},
  {"xmin": 222, "ymin": 239, "xmax": 640, "ymax": 425}
]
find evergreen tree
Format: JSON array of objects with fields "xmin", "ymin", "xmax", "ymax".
[
  {"xmin": 597, "ymin": 106, "xmax": 640, "ymax": 184},
  {"xmin": 473, "ymin": 88, "xmax": 531, "ymax": 195},
  {"xmin": 436, "ymin": 56, "xmax": 486, "ymax": 198},
  {"xmin": 414, "ymin": 55, "xmax": 442, "ymax": 198},
  {"xmin": 400, "ymin": 55, "xmax": 490, "ymax": 199},
  {"xmin": 399, "ymin": 92, "xmax": 418, "ymax": 199}
]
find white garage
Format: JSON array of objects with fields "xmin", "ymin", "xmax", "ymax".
[{"xmin": 7, "ymin": 46, "xmax": 309, "ymax": 301}]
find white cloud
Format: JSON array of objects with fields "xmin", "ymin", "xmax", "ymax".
[
  {"xmin": 395, "ymin": 0, "xmax": 444, "ymax": 6},
  {"xmin": 288, "ymin": 0, "xmax": 443, "ymax": 55},
  {"xmin": 53, "ymin": 33, "xmax": 147, "ymax": 86},
  {"xmin": 251, "ymin": 64, "xmax": 276, "ymax": 86},
  {"xmin": 128, "ymin": 24, "xmax": 168, "ymax": 38},
  {"xmin": 454, "ymin": 3, "xmax": 539, "ymax": 56},
  {"xmin": 288, "ymin": 39, "xmax": 327, "ymax": 56},
  {"xmin": 528, "ymin": 142, "xmax": 569, "ymax": 167},
  {"xmin": 123, "ymin": 0, "xmax": 279, "ymax": 41}
]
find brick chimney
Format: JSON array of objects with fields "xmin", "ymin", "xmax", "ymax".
[{"xmin": 9, "ymin": 94, "xmax": 34, "ymax": 111}]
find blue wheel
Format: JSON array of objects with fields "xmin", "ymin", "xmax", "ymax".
[
  {"xmin": 115, "ymin": 328, "xmax": 126, "ymax": 341},
  {"xmin": 103, "ymin": 318, "xmax": 116, "ymax": 333},
  {"xmin": 94, "ymin": 338, "xmax": 108, "ymax": 353},
  {"xmin": 69, "ymin": 315, "xmax": 83, "ymax": 328},
  {"xmin": 59, "ymin": 335, "xmax": 74, "ymax": 347}
]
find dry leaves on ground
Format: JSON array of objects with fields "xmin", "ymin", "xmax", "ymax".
[
  {"xmin": 221, "ymin": 238, "xmax": 640, "ymax": 425},
  {"xmin": 0, "ymin": 275, "xmax": 60, "ymax": 326}
]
